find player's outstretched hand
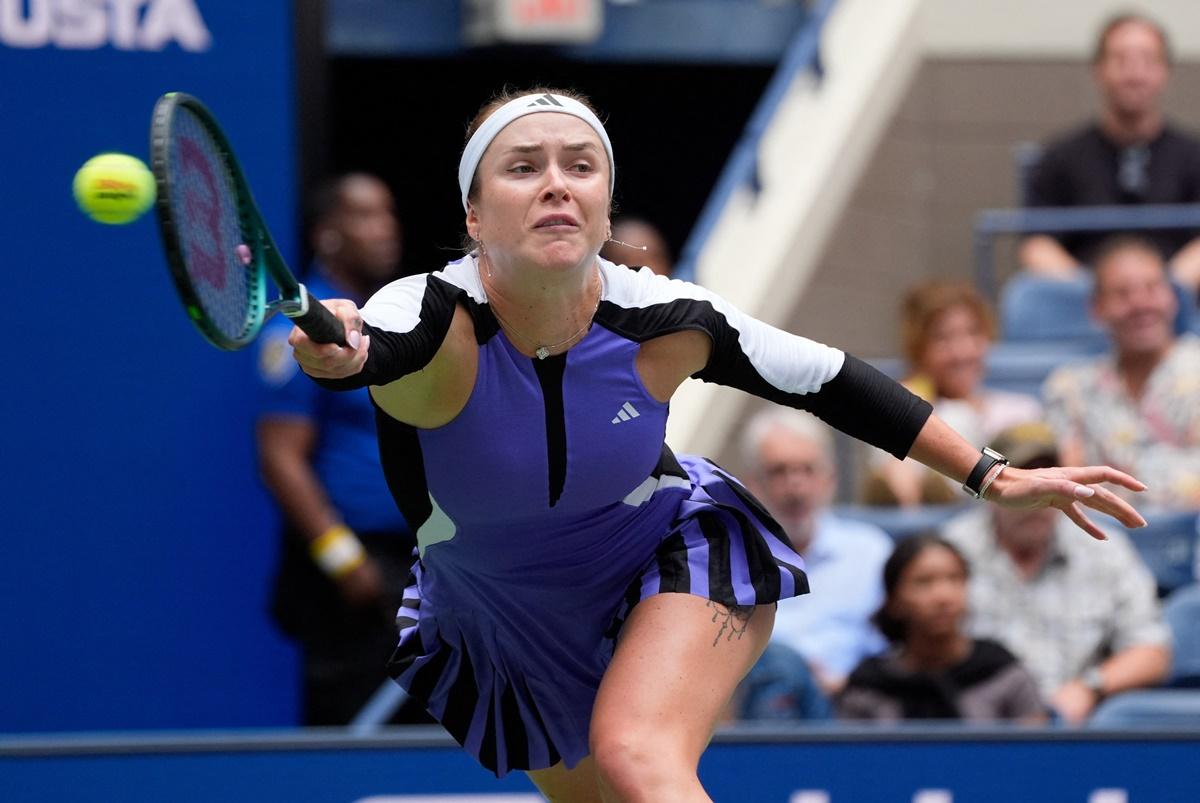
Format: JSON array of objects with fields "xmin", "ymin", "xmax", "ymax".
[
  {"xmin": 289, "ymin": 299, "xmax": 369, "ymax": 379},
  {"xmin": 986, "ymin": 465, "xmax": 1147, "ymax": 541}
]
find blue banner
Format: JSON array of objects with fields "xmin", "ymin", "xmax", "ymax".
[
  {"xmin": 1, "ymin": 730, "xmax": 1195, "ymax": 802},
  {"xmin": 0, "ymin": 1, "xmax": 298, "ymax": 731}
]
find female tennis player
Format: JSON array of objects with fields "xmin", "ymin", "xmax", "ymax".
[{"xmin": 290, "ymin": 87, "xmax": 1146, "ymax": 802}]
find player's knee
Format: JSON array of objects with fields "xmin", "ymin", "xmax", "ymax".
[{"xmin": 590, "ymin": 725, "xmax": 692, "ymax": 801}]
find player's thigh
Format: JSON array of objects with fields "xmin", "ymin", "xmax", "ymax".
[
  {"xmin": 527, "ymin": 756, "xmax": 603, "ymax": 803},
  {"xmin": 591, "ymin": 593, "xmax": 775, "ymax": 757}
]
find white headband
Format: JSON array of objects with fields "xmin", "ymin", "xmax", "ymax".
[{"xmin": 458, "ymin": 92, "xmax": 615, "ymax": 211}]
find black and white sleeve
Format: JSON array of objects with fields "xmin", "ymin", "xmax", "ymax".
[
  {"xmin": 600, "ymin": 266, "xmax": 932, "ymax": 459},
  {"xmin": 310, "ymin": 272, "xmax": 463, "ymax": 391}
]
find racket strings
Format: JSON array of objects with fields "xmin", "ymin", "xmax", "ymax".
[{"xmin": 168, "ymin": 108, "xmax": 257, "ymax": 342}]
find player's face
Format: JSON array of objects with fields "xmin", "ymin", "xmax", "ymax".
[
  {"xmin": 469, "ymin": 114, "xmax": 611, "ymax": 276},
  {"xmin": 917, "ymin": 304, "xmax": 989, "ymax": 400},
  {"xmin": 1094, "ymin": 21, "xmax": 1169, "ymax": 120},
  {"xmin": 888, "ymin": 545, "xmax": 967, "ymax": 641},
  {"xmin": 753, "ymin": 428, "xmax": 835, "ymax": 548},
  {"xmin": 1093, "ymin": 248, "xmax": 1177, "ymax": 356}
]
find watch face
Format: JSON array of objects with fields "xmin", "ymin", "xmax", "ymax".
[{"xmin": 983, "ymin": 447, "xmax": 1007, "ymax": 463}]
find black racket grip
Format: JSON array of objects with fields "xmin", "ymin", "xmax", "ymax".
[{"xmin": 292, "ymin": 290, "xmax": 349, "ymax": 347}]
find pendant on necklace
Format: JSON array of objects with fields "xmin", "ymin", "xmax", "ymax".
[{"xmin": 535, "ymin": 346, "xmax": 550, "ymax": 360}]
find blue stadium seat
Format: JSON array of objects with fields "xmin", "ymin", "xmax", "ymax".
[
  {"xmin": 1163, "ymin": 584, "xmax": 1200, "ymax": 688},
  {"xmin": 999, "ymin": 274, "xmax": 1107, "ymax": 346},
  {"xmin": 1000, "ymin": 274, "xmax": 1195, "ymax": 345},
  {"xmin": 1088, "ymin": 689, "xmax": 1200, "ymax": 728},
  {"xmin": 984, "ymin": 340, "xmax": 1100, "ymax": 398},
  {"xmin": 1124, "ymin": 511, "xmax": 1199, "ymax": 597},
  {"xmin": 833, "ymin": 504, "xmax": 970, "ymax": 542}
]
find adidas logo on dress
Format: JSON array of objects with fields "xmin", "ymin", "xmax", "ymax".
[{"xmin": 611, "ymin": 402, "xmax": 640, "ymax": 424}]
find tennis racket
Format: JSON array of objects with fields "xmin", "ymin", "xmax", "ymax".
[{"xmin": 150, "ymin": 92, "xmax": 346, "ymax": 350}]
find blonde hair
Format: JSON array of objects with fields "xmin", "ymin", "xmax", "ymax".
[{"xmin": 900, "ymin": 281, "xmax": 996, "ymax": 366}]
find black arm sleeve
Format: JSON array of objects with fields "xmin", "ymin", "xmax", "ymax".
[
  {"xmin": 310, "ymin": 273, "xmax": 461, "ymax": 392},
  {"xmin": 792, "ymin": 354, "xmax": 933, "ymax": 460}
]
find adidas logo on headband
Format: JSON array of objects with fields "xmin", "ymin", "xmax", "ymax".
[{"xmin": 458, "ymin": 91, "xmax": 615, "ymax": 211}]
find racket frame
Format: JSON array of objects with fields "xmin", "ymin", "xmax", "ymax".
[{"xmin": 151, "ymin": 92, "xmax": 335, "ymax": 350}]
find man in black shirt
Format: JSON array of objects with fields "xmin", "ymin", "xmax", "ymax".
[{"xmin": 1020, "ymin": 13, "xmax": 1200, "ymax": 292}]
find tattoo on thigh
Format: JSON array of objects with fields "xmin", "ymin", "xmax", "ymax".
[{"xmin": 707, "ymin": 601, "xmax": 754, "ymax": 647}]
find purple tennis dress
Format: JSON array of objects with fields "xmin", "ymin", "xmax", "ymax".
[{"xmin": 327, "ymin": 256, "xmax": 930, "ymax": 777}]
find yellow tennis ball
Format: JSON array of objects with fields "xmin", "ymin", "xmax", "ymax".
[{"xmin": 73, "ymin": 153, "xmax": 156, "ymax": 225}]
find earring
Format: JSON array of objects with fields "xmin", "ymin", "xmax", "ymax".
[{"xmin": 480, "ymin": 241, "xmax": 493, "ymax": 278}]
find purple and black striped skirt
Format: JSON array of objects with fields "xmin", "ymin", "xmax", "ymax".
[{"xmin": 387, "ymin": 455, "xmax": 809, "ymax": 777}]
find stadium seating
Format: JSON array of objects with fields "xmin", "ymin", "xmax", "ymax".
[
  {"xmin": 984, "ymin": 339, "xmax": 1101, "ymax": 398},
  {"xmin": 1124, "ymin": 511, "xmax": 1199, "ymax": 598},
  {"xmin": 998, "ymin": 274, "xmax": 1107, "ymax": 347},
  {"xmin": 833, "ymin": 503, "xmax": 970, "ymax": 542},
  {"xmin": 1088, "ymin": 689, "xmax": 1200, "ymax": 728},
  {"xmin": 986, "ymin": 276, "xmax": 1196, "ymax": 397},
  {"xmin": 1163, "ymin": 583, "xmax": 1200, "ymax": 687}
]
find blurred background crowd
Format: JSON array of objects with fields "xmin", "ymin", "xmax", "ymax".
[{"xmin": 3, "ymin": 0, "xmax": 1200, "ymax": 750}]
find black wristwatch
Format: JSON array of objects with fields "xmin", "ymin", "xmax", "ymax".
[{"xmin": 962, "ymin": 447, "xmax": 1009, "ymax": 499}]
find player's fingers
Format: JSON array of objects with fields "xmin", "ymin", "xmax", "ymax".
[
  {"xmin": 1078, "ymin": 484, "xmax": 1147, "ymax": 528},
  {"xmin": 1037, "ymin": 477, "xmax": 1101, "ymax": 504},
  {"xmin": 1061, "ymin": 465, "xmax": 1146, "ymax": 492},
  {"xmin": 1058, "ymin": 500, "xmax": 1108, "ymax": 541},
  {"xmin": 327, "ymin": 300, "xmax": 364, "ymax": 338},
  {"xmin": 289, "ymin": 329, "xmax": 364, "ymax": 378}
]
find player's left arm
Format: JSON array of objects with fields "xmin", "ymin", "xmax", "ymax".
[{"xmin": 668, "ymin": 281, "xmax": 1145, "ymax": 534}]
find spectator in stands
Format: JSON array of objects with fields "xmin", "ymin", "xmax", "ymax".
[
  {"xmin": 732, "ymin": 640, "xmax": 834, "ymax": 721},
  {"xmin": 837, "ymin": 535, "xmax": 1045, "ymax": 723},
  {"xmin": 600, "ymin": 215, "xmax": 673, "ymax": 276},
  {"xmin": 740, "ymin": 408, "xmax": 892, "ymax": 698},
  {"xmin": 945, "ymin": 422, "xmax": 1172, "ymax": 725},
  {"xmin": 1043, "ymin": 235, "xmax": 1200, "ymax": 508},
  {"xmin": 256, "ymin": 173, "xmax": 420, "ymax": 725},
  {"xmin": 863, "ymin": 281, "xmax": 1041, "ymax": 506},
  {"xmin": 1019, "ymin": 12, "xmax": 1200, "ymax": 292}
]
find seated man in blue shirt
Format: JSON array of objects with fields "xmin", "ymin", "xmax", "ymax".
[
  {"xmin": 256, "ymin": 173, "xmax": 418, "ymax": 725},
  {"xmin": 735, "ymin": 408, "xmax": 894, "ymax": 717}
]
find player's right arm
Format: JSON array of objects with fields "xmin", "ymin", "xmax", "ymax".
[{"xmin": 288, "ymin": 273, "xmax": 476, "ymax": 427}]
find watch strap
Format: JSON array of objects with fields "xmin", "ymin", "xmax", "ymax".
[{"xmin": 963, "ymin": 447, "xmax": 1009, "ymax": 499}]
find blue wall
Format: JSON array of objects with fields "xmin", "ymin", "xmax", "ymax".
[
  {"xmin": 0, "ymin": 1, "xmax": 299, "ymax": 731},
  {"xmin": 2, "ymin": 729, "xmax": 1196, "ymax": 802}
]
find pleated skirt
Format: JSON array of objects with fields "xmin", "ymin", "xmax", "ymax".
[{"xmin": 387, "ymin": 455, "xmax": 809, "ymax": 777}]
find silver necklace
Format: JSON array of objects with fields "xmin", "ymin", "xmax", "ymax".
[{"xmin": 480, "ymin": 260, "xmax": 601, "ymax": 360}]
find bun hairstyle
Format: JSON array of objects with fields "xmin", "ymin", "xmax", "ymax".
[{"xmin": 871, "ymin": 534, "xmax": 970, "ymax": 643}]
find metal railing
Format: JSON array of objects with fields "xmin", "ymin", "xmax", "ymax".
[
  {"xmin": 675, "ymin": 0, "xmax": 839, "ymax": 281},
  {"xmin": 973, "ymin": 203, "xmax": 1200, "ymax": 300}
]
